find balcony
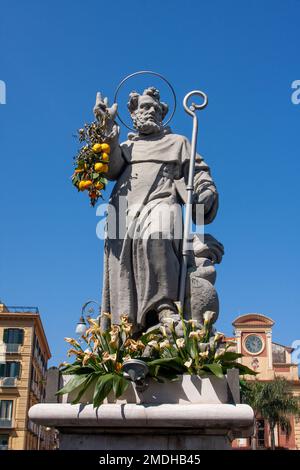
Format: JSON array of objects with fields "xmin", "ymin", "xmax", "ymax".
[
  {"xmin": 0, "ymin": 444, "xmax": 8, "ymax": 450},
  {"xmin": 28, "ymin": 419, "xmax": 39, "ymax": 436},
  {"xmin": 5, "ymin": 343, "xmax": 21, "ymax": 354},
  {"xmin": 31, "ymin": 382, "xmax": 42, "ymax": 400},
  {"xmin": 0, "ymin": 419, "xmax": 13, "ymax": 428},
  {"xmin": 0, "ymin": 377, "xmax": 17, "ymax": 388},
  {"xmin": 6, "ymin": 306, "xmax": 39, "ymax": 314}
]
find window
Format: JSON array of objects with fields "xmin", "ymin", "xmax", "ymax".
[
  {"xmin": 256, "ymin": 419, "xmax": 265, "ymax": 448},
  {"xmin": 0, "ymin": 434, "xmax": 9, "ymax": 450},
  {"xmin": 0, "ymin": 362, "xmax": 21, "ymax": 378},
  {"xmin": 3, "ymin": 329, "xmax": 24, "ymax": 345},
  {"xmin": 272, "ymin": 343, "xmax": 286, "ymax": 363},
  {"xmin": 0, "ymin": 400, "xmax": 13, "ymax": 420}
]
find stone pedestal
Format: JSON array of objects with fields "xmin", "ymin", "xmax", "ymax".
[{"xmin": 29, "ymin": 372, "xmax": 254, "ymax": 450}]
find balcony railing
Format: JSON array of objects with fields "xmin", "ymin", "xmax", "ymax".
[
  {"xmin": 0, "ymin": 419, "xmax": 13, "ymax": 428},
  {"xmin": 0, "ymin": 444, "xmax": 8, "ymax": 450},
  {"xmin": 0, "ymin": 377, "xmax": 17, "ymax": 387},
  {"xmin": 28, "ymin": 419, "xmax": 39, "ymax": 436},
  {"xmin": 5, "ymin": 306, "xmax": 39, "ymax": 314},
  {"xmin": 5, "ymin": 343, "xmax": 21, "ymax": 354},
  {"xmin": 31, "ymin": 382, "xmax": 42, "ymax": 399}
]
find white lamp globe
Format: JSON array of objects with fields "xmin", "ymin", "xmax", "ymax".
[{"xmin": 75, "ymin": 316, "xmax": 87, "ymax": 336}]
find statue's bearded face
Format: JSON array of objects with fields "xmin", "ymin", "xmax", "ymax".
[{"xmin": 131, "ymin": 95, "xmax": 163, "ymax": 135}]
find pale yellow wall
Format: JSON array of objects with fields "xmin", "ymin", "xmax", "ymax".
[
  {"xmin": 291, "ymin": 385, "xmax": 300, "ymax": 450},
  {"xmin": 232, "ymin": 316, "xmax": 300, "ymax": 450},
  {"xmin": 0, "ymin": 320, "xmax": 34, "ymax": 449},
  {"xmin": 0, "ymin": 314, "xmax": 50, "ymax": 450}
]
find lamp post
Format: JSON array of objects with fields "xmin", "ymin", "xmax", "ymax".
[{"xmin": 75, "ymin": 300, "xmax": 101, "ymax": 337}]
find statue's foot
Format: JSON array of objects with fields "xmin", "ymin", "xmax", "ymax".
[{"xmin": 158, "ymin": 309, "xmax": 184, "ymax": 337}]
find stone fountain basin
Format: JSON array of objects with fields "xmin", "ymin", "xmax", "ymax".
[{"xmin": 65, "ymin": 371, "xmax": 240, "ymax": 405}]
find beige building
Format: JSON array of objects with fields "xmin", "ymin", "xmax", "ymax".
[
  {"xmin": 230, "ymin": 313, "xmax": 300, "ymax": 450},
  {"xmin": 0, "ymin": 302, "xmax": 51, "ymax": 450}
]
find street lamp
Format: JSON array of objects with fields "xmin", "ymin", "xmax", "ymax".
[
  {"xmin": 122, "ymin": 359, "xmax": 149, "ymax": 391},
  {"xmin": 75, "ymin": 300, "xmax": 101, "ymax": 337}
]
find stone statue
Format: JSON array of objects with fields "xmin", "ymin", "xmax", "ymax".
[{"xmin": 94, "ymin": 87, "xmax": 223, "ymax": 334}]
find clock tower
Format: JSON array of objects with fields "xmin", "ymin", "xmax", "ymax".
[
  {"xmin": 232, "ymin": 313, "xmax": 298, "ymax": 380},
  {"xmin": 231, "ymin": 313, "xmax": 300, "ymax": 450},
  {"xmin": 232, "ymin": 313, "xmax": 275, "ymax": 377}
]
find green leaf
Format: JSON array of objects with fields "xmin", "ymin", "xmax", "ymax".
[
  {"xmin": 202, "ymin": 363, "xmax": 224, "ymax": 378},
  {"xmin": 112, "ymin": 375, "xmax": 129, "ymax": 399},
  {"xmin": 147, "ymin": 357, "xmax": 184, "ymax": 376},
  {"xmin": 224, "ymin": 362, "xmax": 257, "ymax": 376},
  {"xmin": 155, "ymin": 368, "xmax": 180, "ymax": 381},
  {"xmin": 147, "ymin": 357, "xmax": 184, "ymax": 377},
  {"xmin": 147, "ymin": 357, "xmax": 182, "ymax": 368},
  {"xmin": 60, "ymin": 365, "xmax": 95, "ymax": 375},
  {"xmin": 71, "ymin": 374, "xmax": 98, "ymax": 404},
  {"xmin": 93, "ymin": 373, "xmax": 114, "ymax": 407},
  {"xmin": 140, "ymin": 328, "xmax": 161, "ymax": 345},
  {"xmin": 56, "ymin": 374, "xmax": 89, "ymax": 395},
  {"xmin": 218, "ymin": 352, "xmax": 243, "ymax": 362}
]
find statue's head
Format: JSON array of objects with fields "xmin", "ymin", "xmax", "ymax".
[{"xmin": 127, "ymin": 87, "xmax": 169, "ymax": 135}]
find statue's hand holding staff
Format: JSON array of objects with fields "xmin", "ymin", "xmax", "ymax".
[
  {"xmin": 93, "ymin": 92, "xmax": 119, "ymax": 141},
  {"xmin": 196, "ymin": 189, "xmax": 215, "ymax": 215}
]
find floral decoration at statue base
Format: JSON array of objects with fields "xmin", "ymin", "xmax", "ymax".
[
  {"xmin": 71, "ymin": 113, "xmax": 110, "ymax": 206},
  {"xmin": 58, "ymin": 308, "xmax": 256, "ymax": 407}
]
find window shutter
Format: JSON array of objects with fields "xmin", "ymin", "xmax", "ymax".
[
  {"xmin": 0, "ymin": 363, "xmax": 5, "ymax": 377},
  {"xmin": 18, "ymin": 330, "xmax": 24, "ymax": 345},
  {"xmin": 14, "ymin": 362, "xmax": 20, "ymax": 378},
  {"xmin": 3, "ymin": 328, "xmax": 24, "ymax": 344}
]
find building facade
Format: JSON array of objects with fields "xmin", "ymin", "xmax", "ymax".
[
  {"xmin": 0, "ymin": 302, "xmax": 51, "ymax": 450},
  {"xmin": 230, "ymin": 313, "xmax": 300, "ymax": 450}
]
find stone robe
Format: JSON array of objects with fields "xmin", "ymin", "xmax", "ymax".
[{"xmin": 101, "ymin": 128, "xmax": 218, "ymax": 332}]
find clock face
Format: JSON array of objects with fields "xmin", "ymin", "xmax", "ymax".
[{"xmin": 245, "ymin": 335, "xmax": 264, "ymax": 354}]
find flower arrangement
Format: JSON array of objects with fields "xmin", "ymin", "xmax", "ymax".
[
  {"xmin": 72, "ymin": 115, "xmax": 111, "ymax": 207},
  {"xmin": 58, "ymin": 308, "xmax": 256, "ymax": 407}
]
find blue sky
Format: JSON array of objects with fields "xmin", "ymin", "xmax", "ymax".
[{"xmin": 0, "ymin": 0, "xmax": 299, "ymax": 366}]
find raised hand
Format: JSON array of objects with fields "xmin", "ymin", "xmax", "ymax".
[{"xmin": 93, "ymin": 92, "xmax": 118, "ymax": 123}]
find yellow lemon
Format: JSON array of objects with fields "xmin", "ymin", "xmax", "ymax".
[
  {"xmin": 79, "ymin": 180, "xmax": 92, "ymax": 190},
  {"xmin": 101, "ymin": 143, "xmax": 110, "ymax": 153},
  {"xmin": 94, "ymin": 162, "xmax": 104, "ymax": 172},
  {"xmin": 94, "ymin": 162, "xmax": 109, "ymax": 173},
  {"xmin": 92, "ymin": 143, "xmax": 102, "ymax": 153},
  {"xmin": 101, "ymin": 152, "xmax": 109, "ymax": 162},
  {"xmin": 95, "ymin": 182, "xmax": 104, "ymax": 190}
]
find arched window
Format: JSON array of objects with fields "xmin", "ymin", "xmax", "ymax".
[{"xmin": 3, "ymin": 328, "xmax": 24, "ymax": 344}]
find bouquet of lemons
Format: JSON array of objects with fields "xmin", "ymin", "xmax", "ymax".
[{"xmin": 72, "ymin": 120, "xmax": 111, "ymax": 206}]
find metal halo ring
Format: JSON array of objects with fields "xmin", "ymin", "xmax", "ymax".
[{"xmin": 114, "ymin": 70, "xmax": 177, "ymax": 131}]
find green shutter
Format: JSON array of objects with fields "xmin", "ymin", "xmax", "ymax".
[
  {"xmin": 14, "ymin": 362, "xmax": 20, "ymax": 378},
  {"xmin": 0, "ymin": 364, "xmax": 5, "ymax": 377},
  {"xmin": 3, "ymin": 329, "xmax": 24, "ymax": 344},
  {"xmin": 18, "ymin": 330, "xmax": 24, "ymax": 345}
]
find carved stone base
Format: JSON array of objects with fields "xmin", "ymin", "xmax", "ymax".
[{"xmin": 29, "ymin": 373, "xmax": 254, "ymax": 450}]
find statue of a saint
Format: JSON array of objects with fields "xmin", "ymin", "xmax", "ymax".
[{"xmin": 94, "ymin": 87, "xmax": 223, "ymax": 334}]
